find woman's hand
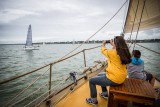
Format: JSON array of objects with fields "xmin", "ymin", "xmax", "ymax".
[
  {"xmin": 110, "ymin": 39, "xmax": 116, "ymax": 49},
  {"xmin": 102, "ymin": 40, "xmax": 107, "ymax": 46},
  {"xmin": 110, "ymin": 39, "xmax": 114, "ymax": 46}
]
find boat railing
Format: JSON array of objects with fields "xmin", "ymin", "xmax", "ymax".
[{"xmin": 0, "ymin": 45, "xmax": 102, "ymax": 107}]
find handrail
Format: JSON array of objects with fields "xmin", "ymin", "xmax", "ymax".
[
  {"xmin": 83, "ymin": 45, "xmax": 101, "ymax": 51},
  {"xmin": 0, "ymin": 45, "xmax": 101, "ymax": 84},
  {"xmin": 0, "ymin": 64, "xmax": 49, "ymax": 84}
]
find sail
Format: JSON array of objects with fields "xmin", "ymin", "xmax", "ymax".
[
  {"xmin": 26, "ymin": 24, "xmax": 32, "ymax": 46},
  {"xmin": 124, "ymin": 0, "xmax": 160, "ymax": 33}
]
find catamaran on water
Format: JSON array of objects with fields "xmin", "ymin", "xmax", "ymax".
[
  {"xmin": 0, "ymin": 0, "xmax": 160, "ymax": 107},
  {"xmin": 23, "ymin": 24, "xmax": 39, "ymax": 50}
]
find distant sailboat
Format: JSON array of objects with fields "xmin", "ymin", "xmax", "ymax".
[{"xmin": 23, "ymin": 24, "xmax": 39, "ymax": 50}]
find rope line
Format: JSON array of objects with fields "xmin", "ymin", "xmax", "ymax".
[
  {"xmin": 133, "ymin": 0, "xmax": 146, "ymax": 50},
  {"xmin": 8, "ymin": 83, "xmax": 48, "ymax": 107},
  {"xmin": 136, "ymin": 43, "xmax": 160, "ymax": 55},
  {"xmin": 37, "ymin": 72, "xmax": 90, "ymax": 107},
  {"xmin": 0, "ymin": 0, "xmax": 128, "ymax": 85},
  {"xmin": 122, "ymin": 0, "xmax": 129, "ymax": 33},
  {"xmin": 0, "ymin": 46, "xmax": 100, "ymax": 84},
  {"xmin": 0, "ymin": 74, "xmax": 37, "ymax": 94},
  {"xmin": 57, "ymin": 0, "xmax": 128, "ymax": 60},
  {"xmin": 24, "ymin": 80, "xmax": 65, "ymax": 107},
  {"xmin": 1, "ymin": 0, "xmax": 129, "ymax": 106},
  {"xmin": 4, "ymin": 68, "xmax": 50, "ymax": 107},
  {"xmin": 141, "ymin": 55, "xmax": 160, "ymax": 68},
  {"xmin": 129, "ymin": 0, "xmax": 140, "ymax": 43}
]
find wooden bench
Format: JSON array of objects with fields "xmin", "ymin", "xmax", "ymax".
[{"xmin": 108, "ymin": 78, "xmax": 156, "ymax": 107}]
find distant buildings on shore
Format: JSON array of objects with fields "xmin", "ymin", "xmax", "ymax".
[
  {"xmin": 34, "ymin": 39, "xmax": 160, "ymax": 45},
  {"xmin": 1, "ymin": 39, "xmax": 160, "ymax": 45}
]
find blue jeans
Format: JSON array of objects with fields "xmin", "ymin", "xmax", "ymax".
[{"xmin": 89, "ymin": 72, "xmax": 119, "ymax": 98}]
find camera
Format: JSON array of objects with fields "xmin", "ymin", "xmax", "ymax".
[{"xmin": 105, "ymin": 40, "xmax": 110, "ymax": 43}]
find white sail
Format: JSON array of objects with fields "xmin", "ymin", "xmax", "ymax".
[
  {"xmin": 23, "ymin": 24, "xmax": 39, "ymax": 50},
  {"xmin": 26, "ymin": 24, "xmax": 32, "ymax": 46},
  {"xmin": 124, "ymin": 0, "xmax": 160, "ymax": 33}
]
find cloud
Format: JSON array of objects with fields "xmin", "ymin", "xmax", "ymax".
[
  {"xmin": 124, "ymin": 28, "xmax": 160, "ymax": 40},
  {"xmin": 0, "ymin": 0, "xmax": 132, "ymax": 43},
  {"xmin": 0, "ymin": 9, "xmax": 39, "ymax": 23}
]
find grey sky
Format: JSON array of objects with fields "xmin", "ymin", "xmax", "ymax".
[{"xmin": 0, "ymin": 0, "xmax": 159, "ymax": 44}]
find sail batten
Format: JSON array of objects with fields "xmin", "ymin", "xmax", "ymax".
[
  {"xmin": 26, "ymin": 24, "xmax": 32, "ymax": 46},
  {"xmin": 124, "ymin": 0, "xmax": 160, "ymax": 33}
]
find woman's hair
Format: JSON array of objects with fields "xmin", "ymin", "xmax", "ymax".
[
  {"xmin": 132, "ymin": 50, "xmax": 141, "ymax": 58},
  {"xmin": 114, "ymin": 36, "xmax": 131, "ymax": 64}
]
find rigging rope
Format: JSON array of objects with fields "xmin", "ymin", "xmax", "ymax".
[
  {"xmin": 25, "ymin": 80, "xmax": 66, "ymax": 107},
  {"xmin": 126, "ymin": 0, "xmax": 159, "ymax": 55},
  {"xmin": 136, "ymin": 43, "xmax": 160, "ymax": 55},
  {"xmin": 2, "ymin": 1, "xmax": 130, "ymax": 106},
  {"xmin": 129, "ymin": 0, "xmax": 140, "ymax": 43},
  {"xmin": 34, "ymin": 1, "xmax": 130, "ymax": 103},
  {"xmin": 122, "ymin": 0, "xmax": 129, "ymax": 33},
  {"xmin": 5, "ymin": 68, "xmax": 50, "ymax": 107},
  {"xmin": 70, "ymin": 62, "xmax": 83, "ymax": 72},
  {"xmin": 37, "ymin": 65, "xmax": 97, "ymax": 107},
  {"xmin": 55, "ymin": 0, "xmax": 128, "ymax": 61},
  {"xmin": 141, "ymin": 54, "xmax": 160, "ymax": 68},
  {"xmin": 8, "ymin": 83, "xmax": 48, "ymax": 107},
  {"xmin": 133, "ymin": 0, "xmax": 146, "ymax": 50}
]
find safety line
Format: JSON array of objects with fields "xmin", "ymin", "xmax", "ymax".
[{"xmin": 58, "ymin": 0, "xmax": 128, "ymax": 61}]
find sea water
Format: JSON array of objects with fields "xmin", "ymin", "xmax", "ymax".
[{"xmin": 0, "ymin": 43, "xmax": 159, "ymax": 106}]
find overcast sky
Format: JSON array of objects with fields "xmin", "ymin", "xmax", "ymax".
[{"xmin": 0, "ymin": 0, "xmax": 159, "ymax": 44}]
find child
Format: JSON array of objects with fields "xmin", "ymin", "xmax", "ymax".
[{"xmin": 127, "ymin": 50, "xmax": 153, "ymax": 82}]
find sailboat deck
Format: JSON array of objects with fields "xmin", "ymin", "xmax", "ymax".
[{"xmin": 55, "ymin": 81, "xmax": 108, "ymax": 107}]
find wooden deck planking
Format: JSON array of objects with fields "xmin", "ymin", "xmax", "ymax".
[{"xmin": 55, "ymin": 81, "xmax": 108, "ymax": 107}]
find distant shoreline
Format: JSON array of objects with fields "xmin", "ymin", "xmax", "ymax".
[{"xmin": 0, "ymin": 39, "xmax": 160, "ymax": 45}]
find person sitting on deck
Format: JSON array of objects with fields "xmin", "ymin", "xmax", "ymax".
[
  {"xmin": 86, "ymin": 36, "xmax": 131, "ymax": 106},
  {"xmin": 127, "ymin": 50, "xmax": 153, "ymax": 82}
]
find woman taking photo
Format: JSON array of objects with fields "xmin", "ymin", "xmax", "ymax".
[{"xmin": 86, "ymin": 36, "xmax": 131, "ymax": 106}]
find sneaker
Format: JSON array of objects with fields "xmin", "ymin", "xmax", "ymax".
[
  {"xmin": 99, "ymin": 93, "xmax": 108, "ymax": 99},
  {"xmin": 86, "ymin": 98, "xmax": 98, "ymax": 106}
]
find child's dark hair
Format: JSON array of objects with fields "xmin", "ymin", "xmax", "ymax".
[{"xmin": 132, "ymin": 50, "xmax": 141, "ymax": 58}]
